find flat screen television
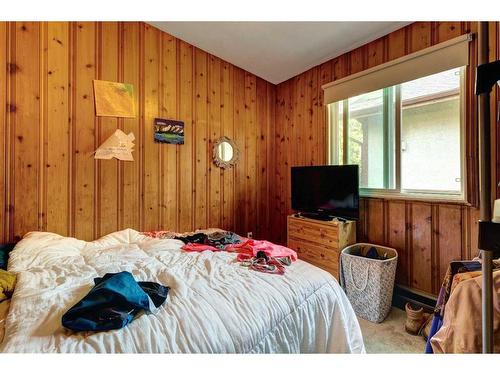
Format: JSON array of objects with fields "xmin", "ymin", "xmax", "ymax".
[{"xmin": 291, "ymin": 165, "xmax": 359, "ymax": 220}]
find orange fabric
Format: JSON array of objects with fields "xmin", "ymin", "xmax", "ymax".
[
  {"xmin": 450, "ymin": 271, "xmax": 482, "ymax": 296},
  {"xmin": 430, "ymin": 270, "xmax": 500, "ymax": 353}
]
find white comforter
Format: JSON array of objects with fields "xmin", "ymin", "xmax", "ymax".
[{"xmin": 0, "ymin": 229, "xmax": 364, "ymax": 353}]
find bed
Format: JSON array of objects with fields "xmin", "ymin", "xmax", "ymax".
[{"xmin": 0, "ymin": 229, "xmax": 364, "ymax": 353}]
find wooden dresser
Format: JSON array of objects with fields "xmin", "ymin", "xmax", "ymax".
[{"xmin": 287, "ymin": 214, "xmax": 356, "ymax": 280}]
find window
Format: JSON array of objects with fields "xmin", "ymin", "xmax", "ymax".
[{"xmin": 328, "ymin": 67, "xmax": 465, "ymax": 200}]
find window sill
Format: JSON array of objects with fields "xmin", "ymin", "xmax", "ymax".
[{"xmin": 360, "ymin": 189, "xmax": 469, "ymax": 205}]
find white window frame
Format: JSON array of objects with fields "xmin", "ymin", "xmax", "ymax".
[{"xmin": 327, "ymin": 67, "xmax": 467, "ymax": 203}]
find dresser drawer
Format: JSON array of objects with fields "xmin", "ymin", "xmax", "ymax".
[
  {"xmin": 288, "ymin": 237, "xmax": 340, "ymax": 275},
  {"xmin": 288, "ymin": 220, "xmax": 339, "ymax": 247}
]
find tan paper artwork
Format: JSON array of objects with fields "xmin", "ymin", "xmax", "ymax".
[{"xmin": 95, "ymin": 129, "xmax": 135, "ymax": 161}]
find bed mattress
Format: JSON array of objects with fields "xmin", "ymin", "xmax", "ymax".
[{"xmin": 0, "ymin": 229, "xmax": 364, "ymax": 353}]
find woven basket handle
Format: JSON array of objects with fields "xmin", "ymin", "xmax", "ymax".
[{"xmin": 348, "ymin": 259, "xmax": 370, "ymax": 292}]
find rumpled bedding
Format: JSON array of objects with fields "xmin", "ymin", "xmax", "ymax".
[{"xmin": 0, "ymin": 229, "xmax": 364, "ymax": 353}]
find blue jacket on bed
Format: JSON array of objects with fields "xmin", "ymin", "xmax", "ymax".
[{"xmin": 62, "ymin": 271, "xmax": 169, "ymax": 332}]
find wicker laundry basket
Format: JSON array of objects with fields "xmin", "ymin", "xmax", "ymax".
[{"xmin": 340, "ymin": 243, "xmax": 398, "ymax": 323}]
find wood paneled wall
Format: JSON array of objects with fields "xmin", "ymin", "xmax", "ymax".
[
  {"xmin": 356, "ymin": 199, "xmax": 480, "ymax": 295},
  {"xmin": 271, "ymin": 22, "xmax": 500, "ymax": 296},
  {"xmin": 0, "ymin": 22, "xmax": 275, "ymax": 242}
]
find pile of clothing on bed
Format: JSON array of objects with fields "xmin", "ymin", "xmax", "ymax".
[
  {"xmin": 426, "ymin": 259, "xmax": 500, "ymax": 353},
  {"xmin": 142, "ymin": 229, "xmax": 298, "ymax": 275}
]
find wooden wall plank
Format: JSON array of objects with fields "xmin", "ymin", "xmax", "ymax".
[
  {"xmin": 387, "ymin": 201, "xmax": 408, "ymax": 285},
  {"xmin": 367, "ymin": 199, "xmax": 385, "ymax": 244},
  {"xmin": 194, "ymin": 48, "xmax": 208, "ymax": 230},
  {"xmin": 303, "ymin": 68, "xmax": 315, "ymax": 165},
  {"xmin": 121, "ymin": 22, "xmax": 141, "ymax": 231},
  {"xmin": 409, "ymin": 22, "xmax": 432, "ymax": 53},
  {"xmin": 333, "ymin": 55, "xmax": 349, "ymax": 81},
  {"xmin": 436, "ymin": 22, "xmax": 462, "ymax": 43},
  {"xmin": 366, "ymin": 37, "xmax": 385, "ymax": 68},
  {"xmin": 221, "ymin": 61, "xmax": 235, "ymax": 232},
  {"xmin": 469, "ymin": 206, "xmax": 480, "ymax": 258},
  {"xmin": 177, "ymin": 40, "xmax": 194, "ymax": 232},
  {"xmin": 284, "ymin": 80, "xmax": 293, "ymax": 227},
  {"xmin": 232, "ymin": 67, "xmax": 246, "ymax": 236},
  {"xmin": 263, "ymin": 81, "xmax": 275, "ymax": 239},
  {"xmin": 349, "ymin": 47, "xmax": 365, "ymax": 75},
  {"xmin": 292, "ymin": 73, "xmax": 305, "ymax": 168},
  {"xmin": 436, "ymin": 204, "xmax": 463, "ymax": 292},
  {"xmin": 46, "ymin": 22, "xmax": 70, "ymax": 237},
  {"xmin": 160, "ymin": 30, "xmax": 178, "ymax": 232},
  {"xmin": 410, "ymin": 203, "xmax": 433, "ymax": 292},
  {"xmin": 208, "ymin": 55, "xmax": 222, "ymax": 229},
  {"xmin": 73, "ymin": 22, "xmax": 96, "ymax": 240},
  {"xmin": 12, "ymin": 22, "xmax": 41, "ymax": 240},
  {"xmin": 318, "ymin": 61, "xmax": 333, "ymax": 165},
  {"xmin": 0, "ymin": 22, "xmax": 8, "ymax": 242},
  {"xmin": 387, "ymin": 27, "xmax": 406, "ymax": 61},
  {"xmin": 256, "ymin": 78, "xmax": 268, "ymax": 239},
  {"xmin": 271, "ymin": 83, "xmax": 284, "ymax": 244},
  {"xmin": 97, "ymin": 22, "xmax": 119, "ymax": 236},
  {"xmin": 280, "ymin": 81, "xmax": 293, "ymax": 244},
  {"xmin": 142, "ymin": 24, "xmax": 161, "ymax": 231},
  {"xmin": 244, "ymin": 73, "xmax": 257, "ymax": 236}
]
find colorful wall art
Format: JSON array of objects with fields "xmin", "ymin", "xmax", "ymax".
[
  {"xmin": 154, "ymin": 118, "xmax": 184, "ymax": 144},
  {"xmin": 93, "ymin": 80, "xmax": 136, "ymax": 118}
]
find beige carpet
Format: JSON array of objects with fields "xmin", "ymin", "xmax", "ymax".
[{"xmin": 357, "ymin": 307, "xmax": 426, "ymax": 353}]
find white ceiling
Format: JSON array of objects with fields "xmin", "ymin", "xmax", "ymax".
[{"xmin": 149, "ymin": 22, "xmax": 409, "ymax": 84}]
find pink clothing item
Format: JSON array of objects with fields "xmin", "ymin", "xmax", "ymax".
[
  {"xmin": 182, "ymin": 239, "xmax": 298, "ymax": 262},
  {"xmin": 227, "ymin": 240, "xmax": 298, "ymax": 261}
]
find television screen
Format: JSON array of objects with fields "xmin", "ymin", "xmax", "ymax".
[{"xmin": 291, "ymin": 165, "xmax": 359, "ymax": 220}]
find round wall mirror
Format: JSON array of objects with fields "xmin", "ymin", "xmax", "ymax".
[{"xmin": 213, "ymin": 136, "xmax": 239, "ymax": 169}]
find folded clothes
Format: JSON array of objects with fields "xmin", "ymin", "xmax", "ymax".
[{"xmin": 62, "ymin": 271, "xmax": 169, "ymax": 332}]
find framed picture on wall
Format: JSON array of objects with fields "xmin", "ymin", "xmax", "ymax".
[{"xmin": 153, "ymin": 118, "xmax": 184, "ymax": 144}]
